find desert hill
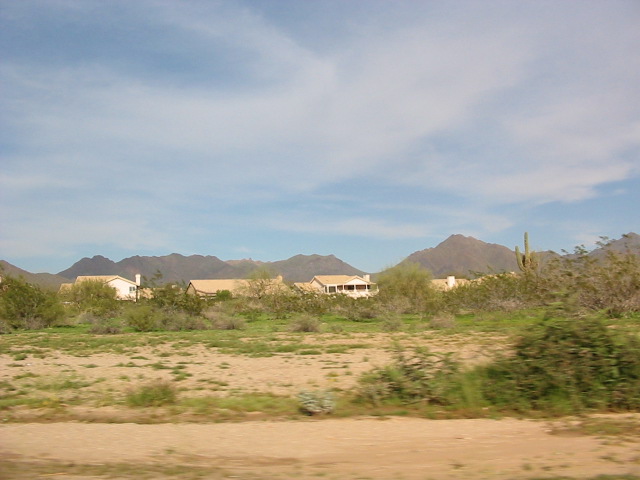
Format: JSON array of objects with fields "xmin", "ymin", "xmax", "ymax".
[
  {"xmin": 402, "ymin": 234, "xmax": 519, "ymax": 277},
  {"xmin": 56, "ymin": 253, "xmax": 364, "ymax": 285},
  {"xmin": 2, "ymin": 232, "xmax": 638, "ymax": 289},
  {"xmin": 0, "ymin": 260, "xmax": 70, "ymax": 291}
]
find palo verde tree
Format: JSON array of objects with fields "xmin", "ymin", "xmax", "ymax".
[
  {"xmin": 63, "ymin": 279, "xmax": 120, "ymax": 317},
  {"xmin": 0, "ymin": 274, "xmax": 64, "ymax": 330},
  {"xmin": 375, "ymin": 262, "xmax": 439, "ymax": 313}
]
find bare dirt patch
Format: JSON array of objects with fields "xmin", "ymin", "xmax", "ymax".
[
  {"xmin": 2, "ymin": 331, "xmax": 639, "ymax": 479},
  {"xmin": 2, "ymin": 416, "xmax": 640, "ymax": 479}
]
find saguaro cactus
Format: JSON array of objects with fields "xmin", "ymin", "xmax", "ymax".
[{"xmin": 516, "ymin": 232, "xmax": 538, "ymax": 273}]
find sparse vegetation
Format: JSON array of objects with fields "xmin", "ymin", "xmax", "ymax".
[
  {"xmin": 0, "ymin": 240, "xmax": 638, "ymax": 425},
  {"xmin": 125, "ymin": 379, "xmax": 178, "ymax": 407}
]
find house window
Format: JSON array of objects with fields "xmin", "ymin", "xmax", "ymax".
[
  {"xmin": 328, "ymin": 286, "xmax": 336, "ymax": 293},
  {"xmin": 129, "ymin": 286, "xmax": 136, "ymax": 293}
]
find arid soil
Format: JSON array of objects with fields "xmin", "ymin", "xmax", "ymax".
[
  {"xmin": 2, "ymin": 415, "xmax": 640, "ymax": 479},
  {"xmin": 1, "ymin": 332, "xmax": 639, "ymax": 479}
]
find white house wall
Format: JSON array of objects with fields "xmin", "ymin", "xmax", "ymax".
[{"xmin": 108, "ymin": 279, "xmax": 137, "ymax": 300}]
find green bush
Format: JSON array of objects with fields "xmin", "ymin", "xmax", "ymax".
[
  {"xmin": 125, "ymin": 380, "xmax": 178, "ymax": 407},
  {"xmin": 124, "ymin": 305, "xmax": 160, "ymax": 332},
  {"xmin": 289, "ymin": 314, "xmax": 321, "ymax": 332},
  {"xmin": 0, "ymin": 275, "xmax": 64, "ymax": 330},
  {"xmin": 480, "ymin": 316, "xmax": 640, "ymax": 413},
  {"xmin": 357, "ymin": 346, "xmax": 460, "ymax": 406},
  {"xmin": 159, "ymin": 311, "xmax": 210, "ymax": 331},
  {"xmin": 375, "ymin": 263, "xmax": 439, "ymax": 314},
  {"xmin": 211, "ymin": 314, "xmax": 245, "ymax": 330},
  {"xmin": 88, "ymin": 318, "xmax": 124, "ymax": 335},
  {"xmin": 542, "ymin": 245, "xmax": 640, "ymax": 317},
  {"xmin": 62, "ymin": 279, "xmax": 120, "ymax": 317}
]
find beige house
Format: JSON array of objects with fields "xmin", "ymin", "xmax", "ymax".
[
  {"xmin": 186, "ymin": 279, "xmax": 250, "ymax": 297},
  {"xmin": 431, "ymin": 275, "xmax": 470, "ymax": 290},
  {"xmin": 186, "ymin": 276, "xmax": 286, "ymax": 298},
  {"xmin": 295, "ymin": 274, "xmax": 377, "ymax": 298},
  {"xmin": 60, "ymin": 274, "xmax": 141, "ymax": 300}
]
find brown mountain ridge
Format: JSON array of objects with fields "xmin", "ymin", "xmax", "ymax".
[{"xmin": 2, "ymin": 233, "xmax": 638, "ymax": 289}]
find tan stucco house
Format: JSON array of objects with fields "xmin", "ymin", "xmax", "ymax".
[
  {"xmin": 60, "ymin": 274, "xmax": 141, "ymax": 300},
  {"xmin": 294, "ymin": 274, "xmax": 377, "ymax": 298},
  {"xmin": 186, "ymin": 276, "xmax": 286, "ymax": 298}
]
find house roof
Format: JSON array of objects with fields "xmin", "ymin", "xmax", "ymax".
[
  {"xmin": 312, "ymin": 275, "xmax": 374, "ymax": 286},
  {"xmin": 75, "ymin": 275, "xmax": 136, "ymax": 285},
  {"xmin": 187, "ymin": 279, "xmax": 250, "ymax": 294}
]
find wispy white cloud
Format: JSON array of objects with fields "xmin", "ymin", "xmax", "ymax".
[{"xmin": 1, "ymin": 0, "xmax": 639, "ymax": 271}]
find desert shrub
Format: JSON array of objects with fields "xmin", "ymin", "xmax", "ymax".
[
  {"xmin": 214, "ymin": 289, "xmax": 233, "ymax": 301},
  {"xmin": 88, "ymin": 318, "xmax": 124, "ymax": 335},
  {"xmin": 429, "ymin": 312, "xmax": 457, "ymax": 329},
  {"xmin": 159, "ymin": 311, "xmax": 210, "ymax": 331},
  {"xmin": 542, "ymin": 244, "xmax": 640, "ymax": 317},
  {"xmin": 211, "ymin": 313, "xmax": 245, "ymax": 330},
  {"xmin": 331, "ymin": 296, "xmax": 379, "ymax": 321},
  {"xmin": 297, "ymin": 389, "xmax": 335, "ymax": 415},
  {"xmin": 296, "ymin": 292, "xmax": 334, "ymax": 315},
  {"xmin": 375, "ymin": 263, "xmax": 440, "ymax": 314},
  {"xmin": 124, "ymin": 305, "xmax": 160, "ymax": 332},
  {"xmin": 144, "ymin": 275, "xmax": 205, "ymax": 316},
  {"xmin": 380, "ymin": 314, "xmax": 404, "ymax": 332},
  {"xmin": 125, "ymin": 380, "xmax": 178, "ymax": 407},
  {"xmin": 62, "ymin": 279, "xmax": 120, "ymax": 317},
  {"xmin": 480, "ymin": 316, "xmax": 640, "ymax": 413},
  {"xmin": 289, "ymin": 314, "xmax": 322, "ymax": 332},
  {"xmin": 357, "ymin": 346, "xmax": 460, "ymax": 406},
  {"xmin": 442, "ymin": 273, "xmax": 540, "ymax": 313},
  {"xmin": 0, "ymin": 275, "xmax": 64, "ymax": 330}
]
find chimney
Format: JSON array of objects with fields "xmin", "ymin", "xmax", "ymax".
[
  {"xmin": 363, "ymin": 274, "xmax": 371, "ymax": 282},
  {"xmin": 135, "ymin": 274, "xmax": 141, "ymax": 286}
]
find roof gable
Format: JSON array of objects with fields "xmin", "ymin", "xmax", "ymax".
[
  {"xmin": 312, "ymin": 275, "xmax": 372, "ymax": 286},
  {"xmin": 188, "ymin": 279, "xmax": 249, "ymax": 294},
  {"xmin": 75, "ymin": 275, "xmax": 136, "ymax": 286}
]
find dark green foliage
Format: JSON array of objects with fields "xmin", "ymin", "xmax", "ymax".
[
  {"xmin": 214, "ymin": 289, "xmax": 233, "ymax": 301},
  {"xmin": 481, "ymin": 317, "xmax": 640, "ymax": 413},
  {"xmin": 0, "ymin": 275, "xmax": 64, "ymax": 330}
]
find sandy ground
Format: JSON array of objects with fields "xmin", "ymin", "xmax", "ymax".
[
  {"xmin": 2, "ymin": 416, "xmax": 640, "ymax": 479},
  {"xmin": 1, "ymin": 332, "xmax": 639, "ymax": 479}
]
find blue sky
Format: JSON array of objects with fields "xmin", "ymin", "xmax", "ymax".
[{"xmin": 1, "ymin": 0, "xmax": 639, "ymax": 275}]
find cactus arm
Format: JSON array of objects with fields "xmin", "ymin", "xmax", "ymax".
[{"xmin": 516, "ymin": 232, "xmax": 538, "ymax": 273}]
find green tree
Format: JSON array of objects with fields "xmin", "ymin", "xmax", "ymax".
[
  {"xmin": 63, "ymin": 279, "xmax": 119, "ymax": 317},
  {"xmin": 243, "ymin": 266, "xmax": 280, "ymax": 299},
  {"xmin": 375, "ymin": 262, "xmax": 438, "ymax": 313},
  {"xmin": 0, "ymin": 275, "xmax": 63, "ymax": 330},
  {"xmin": 142, "ymin": 272, "xmax": 204, "ymax": 316}
]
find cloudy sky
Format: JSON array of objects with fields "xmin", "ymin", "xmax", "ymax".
[{"xmin": 1, "ymin": 0, "xmax": 639, "ymax": 274}]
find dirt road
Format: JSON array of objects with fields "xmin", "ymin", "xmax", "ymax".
[{"xmin": 2, "ymin": 416, "xmax": 640, "ymax": 479}]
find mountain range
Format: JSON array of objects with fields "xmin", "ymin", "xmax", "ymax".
[{"xmin": 2, "ymin": 233, "xmax": 638, "ymax": 289}]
